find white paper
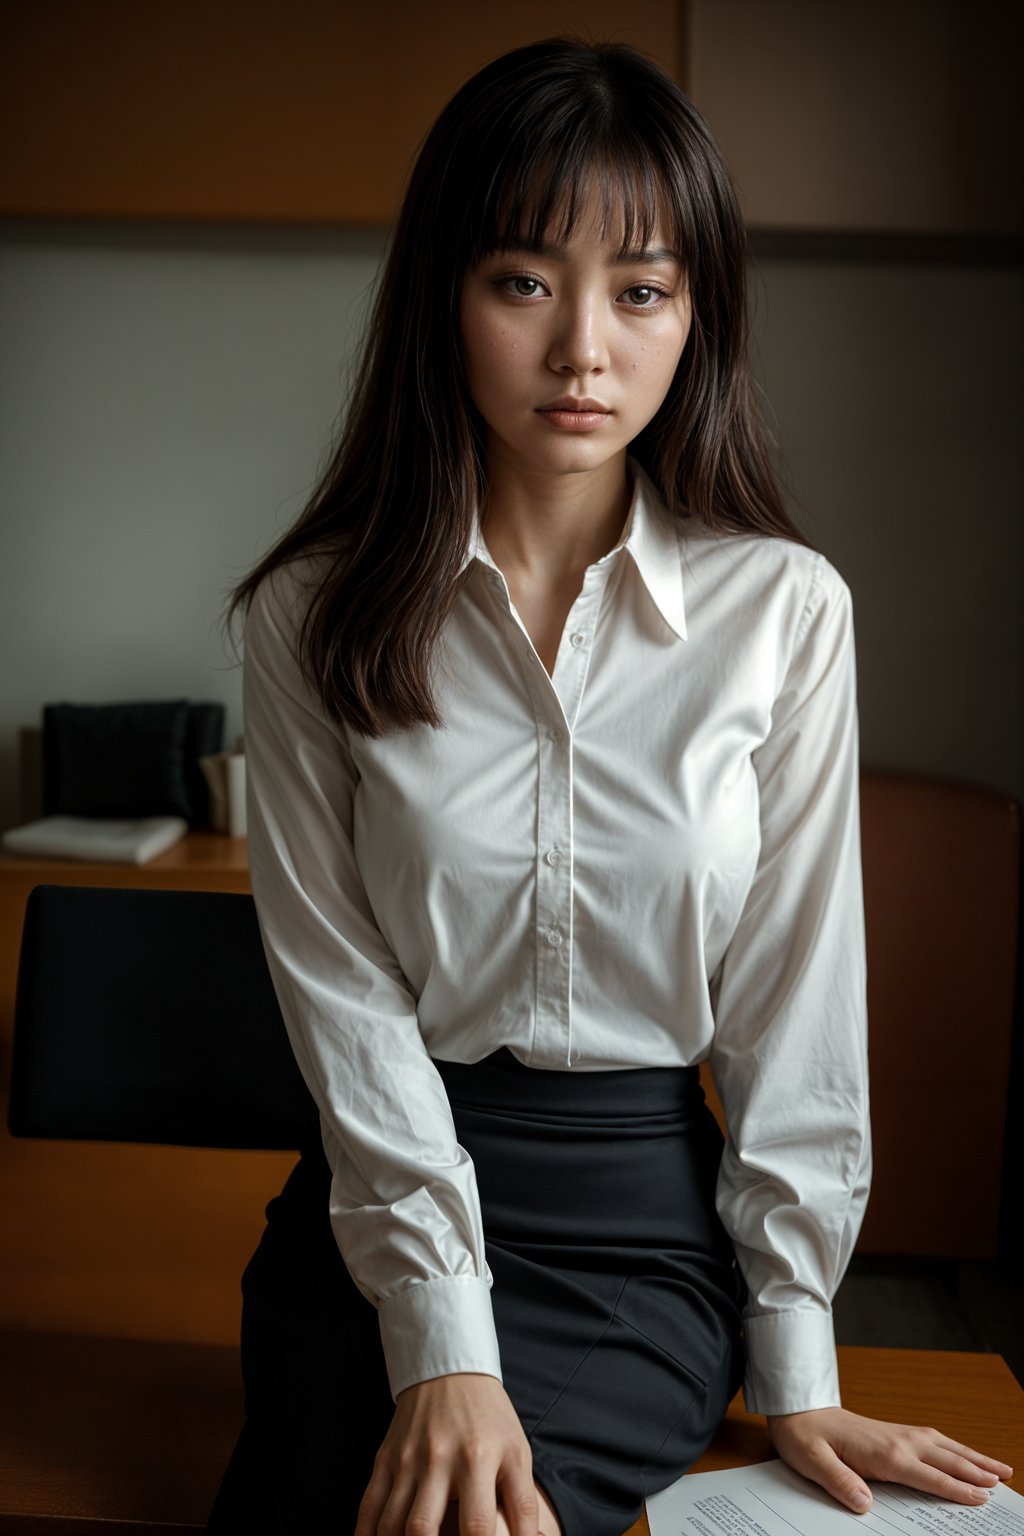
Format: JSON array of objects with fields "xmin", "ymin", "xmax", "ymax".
[{"xmin": 646, "ymin": 1456, "xmax": 1024, "ymax": 1536}]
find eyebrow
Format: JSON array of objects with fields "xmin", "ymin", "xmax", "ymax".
[{"xmin": 492, "ymin": 238, "xmax": 682, "ymax": 265}]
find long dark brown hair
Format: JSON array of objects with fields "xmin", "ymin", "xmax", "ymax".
[{"xmin": 228, "ymin": 37, "xmax": 808, "ymax": 737}]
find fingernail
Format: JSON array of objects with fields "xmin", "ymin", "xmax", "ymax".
[
  {"xmin": 971, "ymin": 1489, "xmax": 990, "ymax": 1502},
  {"xmin": 850, "ymin": 1491, "xmax": 871, "ymax": 1510}
]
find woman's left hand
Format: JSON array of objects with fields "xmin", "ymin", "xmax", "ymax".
[{"xmin": 766, "ymin": 1408, "xmax": 1014, "ymax": 1515}]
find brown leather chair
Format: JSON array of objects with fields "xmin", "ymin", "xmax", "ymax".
[
  {"xmin": 698, "ymin": 769, "xmax": 1022, "ymax": 1261},
  {"xmin": 857, "ymin": 770, "xmax": 1021, "ymax": 1256}
]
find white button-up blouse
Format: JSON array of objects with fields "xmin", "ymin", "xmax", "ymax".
[{"xmin": 243, "ymin": 461, "xmax": 871, "ymax": 1420}]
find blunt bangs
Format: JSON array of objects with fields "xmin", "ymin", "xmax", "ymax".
[
  {"xmin": 450, "ymin": 54, "xmax": 695, "ymax": 275},
  {"xmin": 471, "ymin": 138, "xmax": 686, "ymax": 270}
]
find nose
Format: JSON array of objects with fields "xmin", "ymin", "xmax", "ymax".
[{"xmin": 546, "ymin": 293, "xmax": 609, "ymax": 377}]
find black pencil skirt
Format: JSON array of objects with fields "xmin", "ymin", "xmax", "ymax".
[{"xmin": 205, "ymin": 1048, "xmax": 747, "ymax": 1536}]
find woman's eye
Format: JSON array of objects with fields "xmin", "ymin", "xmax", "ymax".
[
  {"xmin": 622, "ymin": 284, "xmax": 665, "ymax": 307},
  {"xmin": 502, "ymin": 276, "xmax": 544, "ymax": 298}
]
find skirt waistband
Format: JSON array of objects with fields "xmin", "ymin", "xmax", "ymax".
[{"xmin": 430, "ymin": 1046, "xmax": 706, "ymax": 1124}]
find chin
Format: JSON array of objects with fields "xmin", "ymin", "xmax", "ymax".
[{"xmin": 526, "ymin": 436, "xmax": 626, "ymax": 477}]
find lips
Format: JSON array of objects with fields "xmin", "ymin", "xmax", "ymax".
[
  {"xmin": 536, "ymin": 397, "xmax": 613, "ymax": 433},
  {"xmin": 538, "ymin": 397, "xmax": 610, "ymax": 413}
]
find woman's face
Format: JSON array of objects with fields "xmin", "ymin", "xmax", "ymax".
[{"xmin": 459, "ymin": 188, "xmax": 692, "ymax": 483}]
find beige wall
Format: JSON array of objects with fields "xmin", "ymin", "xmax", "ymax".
[
  {"xmin": 1, "ymin": 224, "xmax": 1020, "ymax": 835},
  {"xmin": 749, "ymin": 251, "xmax": 1022, "ymax": 800}
]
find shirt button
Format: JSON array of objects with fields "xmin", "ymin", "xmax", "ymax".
[
  {"xmin": 548, "ymin": 727, "xmax": 562, "ymax": 743},
  {"xmin": 545, "ymin": 846, "xmax": 563, "ymax": 868},
  {"xmin": 545, "ymin": 927, "xmax": 563, "ymax": 948},
  {"xmin": 569, "ymin": 631, "xmax": 586, "ymax": 649}
]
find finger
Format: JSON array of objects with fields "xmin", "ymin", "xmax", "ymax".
[
  {"xmin": 376, "ymin": 1472, "xmax": 418, "ymax": 1535},
  {"xmin": 929, "ymin": 1435, "xmax": 1014, "ymax": 1478},
  {"xmin": 497, "ymin": 1463, "xmax": 540, "ymax": 1536},
  {"xmin": 895, "ymin": 1459, "xmax": 995, "ymax": 1507},
  {"xmin": 404, "ymin": 1469, "xmax": 455, "ymax": 1536},
  {"xmin": 354, "ymin": 1460, "xmax": 393, "ymax": 1535},
  {"xmin": 787, "ymin": 1438, "xmax": 873, "ymax": 1514},
  {"xmin": 456, "ymin": 1465, "xmax": 499, "ymax": 1536},
  {"xmin": 902, "ymin": 1468, "xmax": 994, "ymax": 1505},
  {"xmin": 926, "ymin": 1446, "xmax": 1002, "ymax": 1488}
]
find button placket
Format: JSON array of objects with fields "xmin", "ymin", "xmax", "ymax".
[
  {"xmin": 534, "ymin": 568, "xmax": 613, "ymax": 1065},
  {"xmin": 534, "ymin": 707, "xmax": 572, "ymax": 1065},
  {"xmin": 553, "ymin": 575, "xmax": 605, "ymax": 732},
  {"xmin": 528, "ymin": 562, "xmax": 614, "ymax": 1067}
]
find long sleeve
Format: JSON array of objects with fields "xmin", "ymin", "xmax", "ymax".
[
  {"xmin": 708, "ymin": 552, "xmax": 871, "ymax": 1417},
  {"xmin": 242, "ymin": 564, "xmax": 503, "ymax": 1402}
]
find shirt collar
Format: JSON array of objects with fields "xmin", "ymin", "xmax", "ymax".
[
  {"xmin": 462, "ymin": 515, "xmax": 500, "ymax": 577},
  {"xmin": 616, "ymin": 461, "xmax": 688, "ymax": 641},
  {"xmin": 461, "ymin": 459, "xmax": 687, "ymax": 642}
]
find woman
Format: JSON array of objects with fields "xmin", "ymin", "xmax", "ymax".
[{"xmin": 206, "ymin": 37, "xmax": 1012, "ymax": 1536}]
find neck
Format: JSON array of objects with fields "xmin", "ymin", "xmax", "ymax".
[{"xmin": 479, "ymin": 451, "xmax": 633, "ymax": 587}]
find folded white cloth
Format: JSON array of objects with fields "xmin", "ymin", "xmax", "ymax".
[{"xmin": 2, "ymin": 815, "xmax": 189, "ymax": 865}]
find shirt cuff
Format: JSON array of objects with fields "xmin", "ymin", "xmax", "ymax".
[
  {"xmin": 377, "ymin": 1275, "xmax": 504, "ymax": 1403},
  {"xmin": 742, "ymin": 1309, "xmax": 842, "ymax": 1415}
]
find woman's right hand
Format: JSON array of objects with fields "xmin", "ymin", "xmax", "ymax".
[{"xmin": 353, "ymin": 1371, "xmax": 540, "ymax": 1535}]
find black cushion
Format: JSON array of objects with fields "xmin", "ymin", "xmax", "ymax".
[
  {"xmin": 43, "ymin": 700, "xmax": 194, "ymax": 820},
  {"xmin": 8, "ymin": 885, "xmax": 321, "ymax": 1151}
]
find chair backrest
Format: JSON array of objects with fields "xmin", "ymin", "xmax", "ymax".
[
  {"xmin": 695, "ymin": 769, "xmax": 1021, "ymax": 1259},
  {"xmin": 8, "ymin": 884, "xmax": 319, "ymax": 1150}
]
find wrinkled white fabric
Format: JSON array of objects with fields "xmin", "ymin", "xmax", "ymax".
[{"xmin": 243, "ymin": 460, "xmax": 870, "ymax": 1415}]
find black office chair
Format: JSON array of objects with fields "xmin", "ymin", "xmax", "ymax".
[{"xmin": 9, "ymin": 883, "xmax": 319, "ymax": 1149}]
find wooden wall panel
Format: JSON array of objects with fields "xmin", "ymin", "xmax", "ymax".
[
  {"xmin": 0, "ymin": 0, "xmax": 681, "ymax": 224},
  {"xmin": 686, "ymin": 0, "xmax": 1024, "ymax": 234},
  {"xmin": 5, "ymin": 2, "xmax": 1019, "ymax": 233}
]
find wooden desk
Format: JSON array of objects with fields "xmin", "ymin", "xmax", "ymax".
[
  {"xmin": 0, "ymin": 1340, "xmax": 1019, "ymax": 1535},
  {"xmin": 0, "ymin": 837, "xmax": 296, "ymax": 1347},
  {"xmin": 623, "ymin": 1346, "xmax": 1024, "ymax": 1536}
]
